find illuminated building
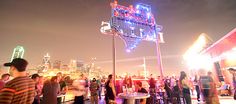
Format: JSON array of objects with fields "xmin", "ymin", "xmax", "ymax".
[
  {"xmin": 201, "ymin": 28, "xmax": 236, "ymax": 84},
  {"xmin": 42, "ymin": 53, "xmax": 51, "ymax": 71},
  {"xmin": 53, "ymin": 60, "xmax": 62, "ymax": 69},
  {"xmin": 61, "ymin": 64, "xmax": 69, "ymax": 71},
  {"xmin": 184, "ymin": 28, "xmax": 236, "ymax": 85}
]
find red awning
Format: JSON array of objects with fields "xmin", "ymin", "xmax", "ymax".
[{"xmin": 201, "ymin": 28, "xmax": 236, "ymax": 58}]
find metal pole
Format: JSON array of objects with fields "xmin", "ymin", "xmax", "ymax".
[
  {"xmin": 156, "ymin": 39, "xmax": 164, "ymax": 79},
  {"xmin": 143, "ymin": 57, "xmax": 147, "ymax": 80},
  {"xmin": 112, "ymin": 33, "xmax": 116, "ymax": 85}
]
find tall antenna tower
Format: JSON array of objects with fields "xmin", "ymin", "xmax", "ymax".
[{"xmin": 43, "ymin": 53, "xmax": 50, "ymax": 71}]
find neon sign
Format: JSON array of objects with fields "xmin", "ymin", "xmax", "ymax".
[{"xmin": 101, "ymin": 1, "xmax": 162, "ymax": 52}]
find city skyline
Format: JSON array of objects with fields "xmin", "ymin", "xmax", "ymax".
[{"xmin": 1, "ymin": 0, "xmax": 236, "ymax": 75}]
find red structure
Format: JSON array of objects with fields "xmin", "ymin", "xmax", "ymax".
[{"xmin": 201, "ymin": 28, "xmax": 236, "ymax": 85}]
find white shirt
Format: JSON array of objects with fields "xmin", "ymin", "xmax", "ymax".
[{"xmin": 72, "ymin": 79, "xmax": 86, "ymax": 96}]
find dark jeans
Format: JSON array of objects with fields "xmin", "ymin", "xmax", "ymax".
[
  {"xmin": 149, "ymin": 88, "xmax": 156, "ymax": 104},
  {"xmin": 32, "ymin": 97, "xmax": 39, "ymax": 104},
  {"xmin": 57, "ymin": 97, "xmax": 62, "ymax": 104},
  {"xmin": 202, "ymin": 89, "xmax": 210, "ymax": 97},
  {"xmin": 183, "ymin": 93, "xmax": 192, "ymax": 104},
  {"xmin": 74, "ymin": 96, "xmax": 84, "ymax": 104},
  {"xmin": 195, "ymin": 85, "xmax": 200, "ymax": 100},
  {"xmin": 98, "ymin": 90, "xmax": 101, "ymax": 99}
]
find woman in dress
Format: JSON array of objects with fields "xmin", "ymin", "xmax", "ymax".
[
  {"xmin": 179, "ymin": 71, "xmax": 192, "ymax": 104},
  {"xmin": 105, "ymin": 74, "xmax": 116, "ymax": 104}
]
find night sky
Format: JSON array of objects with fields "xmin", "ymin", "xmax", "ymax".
[{"xmin": 1, "ymin": 0, "xmax": 236, "ymax": 76}]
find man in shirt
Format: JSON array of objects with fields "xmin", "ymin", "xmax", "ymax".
[
  {"xmin": 72, "ymin": 74, "xmax": 86, "ymax": 104},
  {"xmin": 0, "ymin": 58, "xmax": 35, "ymax": 104},
  {"xmin": 135, "ymin": 81, "xmax": 149, "ymax": 104},
  {"xmin": 90, "ymin": 78, "xmax": 99, "ymax": 104}
]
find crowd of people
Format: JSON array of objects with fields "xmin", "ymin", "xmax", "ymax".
[
  {"xmin": 0, "ymin": 58, "xmax": 235, "ymax": 104},
  {"xmin": 0, "ymin": 58, "xmax": 69, "ymax": 104},
  {"xmin": 117, "ymin": 70, "xmax": 236, "ymax": 104}
]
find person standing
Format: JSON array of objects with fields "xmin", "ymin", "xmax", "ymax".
[
  {"xmin": 105, "ymin": 74, "xmax": 116, "ymax": 104},
  {"xmin": 56, "ymin": 72, "xmax": 68, "ymax": 104},
  {"xmin": 90, "ymin": 78, "xmax": 99, "ymax": 104},
  {"xmin": 96, "ymin": 77, "xmax": 102, "ymax": 99},
  {"xmin": 199, "ymin": 70, "xmax": 220, "ymax": 104},
  {"xmin": 0, "ymin": 58, "xmax": 35, "ymax": 104},
  {"xmin": 228, "ymin": 68, "xmax": 236, "ymax": 100},
  {"xmin": 72, "ymin": 74, "xmax": 86, "ymax": 104},
  {"xmin": 135, "ymin": 81, "xmax": 149, "ymax": 104},
  {"xmin": 208, "ymin": 72, "xmax": 220, "ymax": 104},
  {"xmin": 41, "ymin": 76, "xmax": 60, "ymax": 104},
  {"xmin": 0, "ymin": 73, "xmax": 10, "ymax": 89},
  {"xmin": 31, "ymin": 74, "xmax": 40, "ymax": 104},
  {"xmin": 193, "ymin": 74, "xmax": 201, "ymax": 102},
  {"xmin": 179, "ymin": 71, "xmax": 192, "ymax": 104},
  {"xmin": 149, "ymin": 74, "xmax": 156, "ymax": 104}
]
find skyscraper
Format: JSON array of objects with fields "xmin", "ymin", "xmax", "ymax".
[{"xmin": 43, "ymin": 53, "xmax": 51, "ymax": 71}]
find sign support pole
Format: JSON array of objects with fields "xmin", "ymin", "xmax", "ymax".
[
  {"xmin": 156, "ymin": 38, "xmax": 164, "ymax": 79},
  {"xmin": 112, "ymin": 32, "xmax": 116, "ymax": 85}
]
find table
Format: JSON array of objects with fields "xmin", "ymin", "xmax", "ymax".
[
  {"xmin": 118, "ymin": 92, "xmax": 150, "ymax": 104},
  {"xmin": 40, "ymin": 94, "xmax": 66, "ymax": 103}
]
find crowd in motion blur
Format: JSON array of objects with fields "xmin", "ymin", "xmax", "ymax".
[{"xmin": 0, "ymin": 58, "xmax": 235, "ymax": 104}]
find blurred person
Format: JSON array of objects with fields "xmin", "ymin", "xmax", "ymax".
[
  {"xmin": 41, "ymin": 76, "xmax": 60, "ymax": 104},
  {"xmin": 164, "ymin": 79, "xmax": 172, "ymax": 102},
  {"xmin": 172, "ymin": 80, "xmax": 181, "ymax": 104},
  {"xmin": 37, "ymin": 76, "xmax": 44, "ymax": 93},
  {"xmin": 56, "ymin": 72, "xmax": 68, "ymax": 104},
  {"xmin": 135, "ymin": 81, "xmax": 149, "ymax": 104},
  {"xmin": 72, "ymin": 74, "xmax": 86, "ymax": 104},
  {"xmin": 199, "ymin": 70, "xmax": 220, "ymax": 104},
  {"xmin": 0, "ymin": 73, "xmax": 10, "ymax": 89},
  {"xmin": 209, "ymin": 71, "xmax": 220, "ymax": 104},
  {"xmin": 90, "ymin": 78, "xmax": 99, "ymax": 104},
  {"xmin": 101, "ymin": 79, "xmax": 106, "ymax": 97},
  {"xmin": 0, "ymin": 58, "xmax": 35, "ymax": 104},
  {"xmin": 193, "ymin": 74, "xmax": 201, "ymax": 102},
  {"xmin": 179, "ymin": 71, "xmax": 192, "ymax": 104},
  {"xmin": 126, "ymin": 77, "xmax": 132, "ymax": 88},
  {"xmin": 31, "ymin": 74, "xmax": 40, "ymax": 104},
  {"xmin": 84, "ymin": 77, "xmax": 89, "ymax": 100},
  {"xmin": 170, "ymin": 76, "xmax": 176, "ymax": 88},
  {"xmin": 156, "ymin": 76, "xmax": 163, "ymax": 90},
  {"xmin": 148, "ymin": 74, "xmax": 156, "ymax": 104},
  {"xmin": 228, "ymin": 68, "xmax": 236, "ymax": 100},
  {"xmin": 105, "ymin": 74, "xmax": 116, "ymax": 104},
  {"xmin": 123, "ymin": 75, "xmax": 132, "ymax": 88},
  {"xmin": 189, "ymin": 77, "xmax": 194, "ymax": 95},
  {"xmin": 149, "ymin": 74, "xmax": 156, "ymax": 90},
  {"xmin": 96, "ymin": 77, "xmax": 102, "ymax": 99}
]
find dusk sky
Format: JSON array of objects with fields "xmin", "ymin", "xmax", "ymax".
[{"xmin": 0, "ymin": 0, "xmax": 236, "ymax": 76}]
